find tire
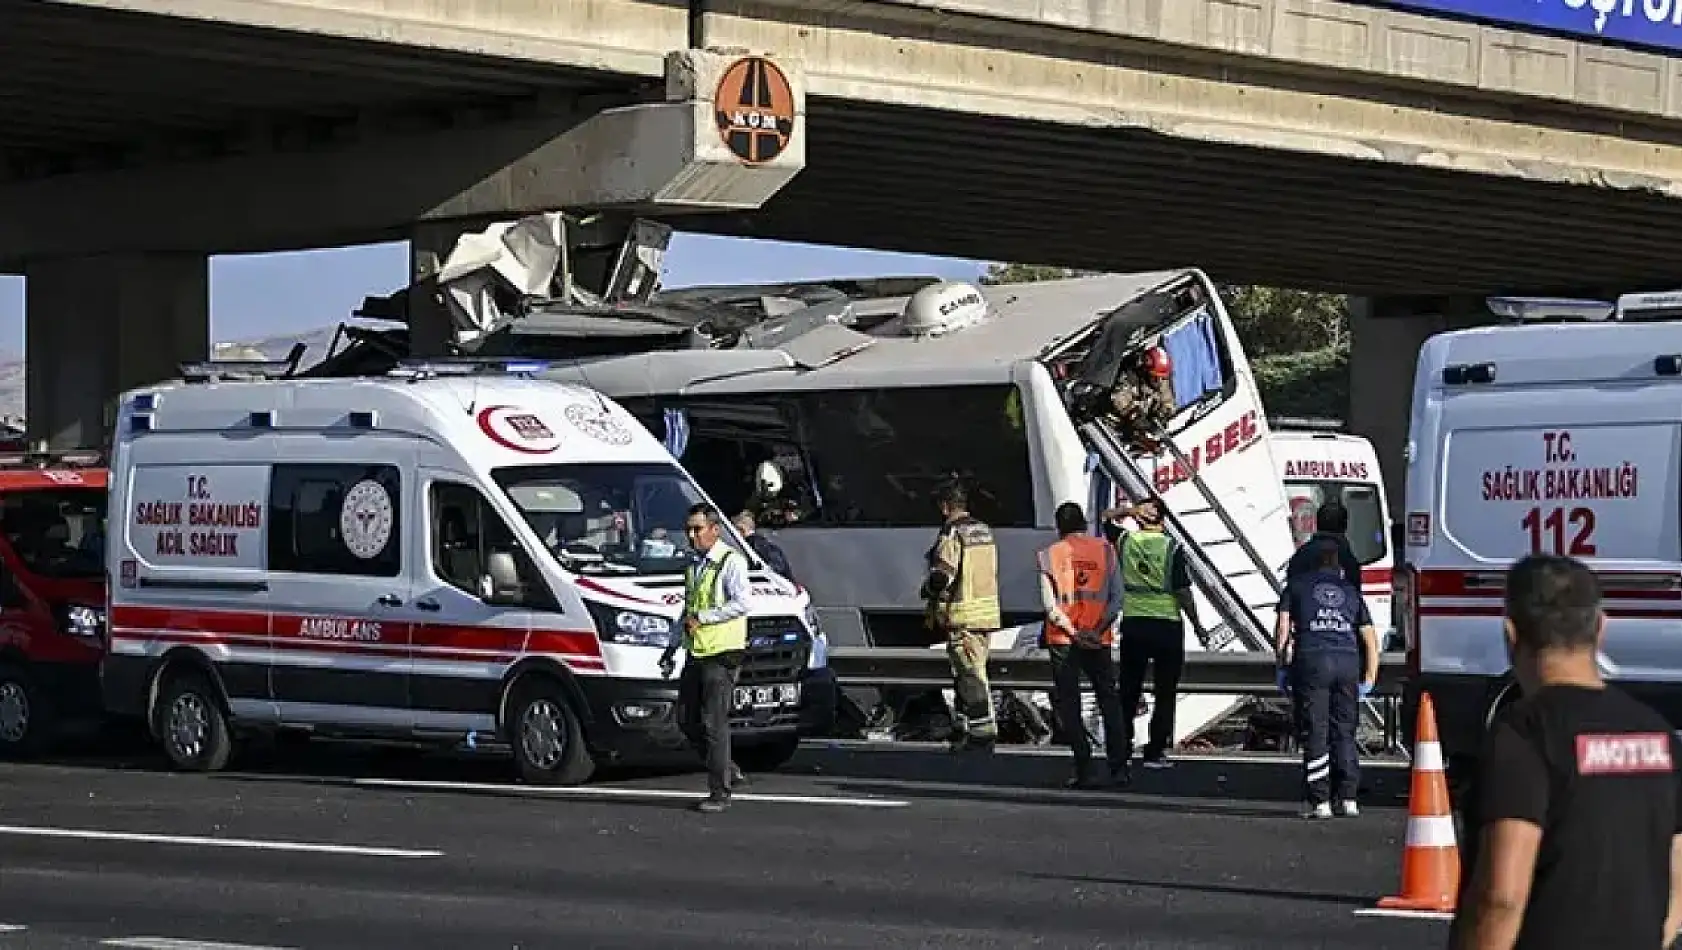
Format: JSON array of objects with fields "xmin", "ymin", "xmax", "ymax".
[
  {"xmin": 0, "ymin": 662, "xmax": 55, "ymax": 759},
  {"xmin": 507, "ymin": 676, "xmax": 594, "ymax": 786},
  {"xmin": 734, "ymin": 734, "xmax": 801, "ymax": 773},
  {"xmin": 152, "ymin": 668, "xmax": 234, "ymax": 773}
]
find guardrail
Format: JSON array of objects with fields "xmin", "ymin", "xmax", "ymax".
[
  {"xmin": 830, "ymin": 648, "xmax": 1409, "ymax": 696},
  {"xmin": 830, "ymin": 648, "xmax": 1412, "ymax": 752}
]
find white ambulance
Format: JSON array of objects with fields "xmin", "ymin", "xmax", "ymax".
[
  {"xmin": 1398, "ymin": 293, "xmax": 1682, "ymax": 783},
  {"xmin": 1269, "ymin": 419, "xmax": 1394, "ymax": 643},
  {"xmin": 98, "ymin": 360, "xmax": 835, "ymax": 784}
]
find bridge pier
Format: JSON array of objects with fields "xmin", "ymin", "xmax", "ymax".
[
  {"xmin": 25, "ymin": 253, "xmax": 208, "ymax": 450},
  {"xmin": 1347, "ymin": 296, "xmax": 1491, "ymax": 508}
]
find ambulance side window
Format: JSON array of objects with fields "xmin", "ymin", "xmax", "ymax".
[
  {"xmin": 429, "ymin": 481, "xmax": 552, "ymax": 609},
  {"xmin": 267, "ymin": 464, "xmax": 403, "ymax": 578}
]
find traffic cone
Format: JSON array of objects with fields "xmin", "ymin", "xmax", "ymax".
[{"xmin": 1377, "ymin": 692, "xmax": 1461, "ymax": 912}]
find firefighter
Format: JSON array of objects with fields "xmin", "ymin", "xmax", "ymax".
[
  {"xmin": 922, "ymin": 481, "xmax": 1002, "ymax": 752},
  {"xmin": 1109, "ymin": 346, "xmax": 1177, "ymax": 453},
  {"xmin": 1038, "ymin": 501, "xmax": 1127, "ymax": 788},
  {"xmin": 1275, "ymin": 537, "xmax": 1378, "ymax": 819}
]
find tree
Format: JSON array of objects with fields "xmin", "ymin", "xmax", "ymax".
[{"xmin": 979, "ymin": 263, "xmax": 1102, "ymax": 285}]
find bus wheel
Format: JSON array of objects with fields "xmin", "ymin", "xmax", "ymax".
[
  {"xmin": 509, "ymin": 677, "xmax": 594, "ymax": 786},
  {"xmin": 734, "ymin": 735, "xmax": 801, "ymax": 773},
  {"xmin": 154, "ymin": 669, "xmax": 233, "ymax": 773}
]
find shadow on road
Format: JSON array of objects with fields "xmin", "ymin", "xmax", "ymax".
[
  {"xmin": 786, "ymin": 746, "xmax": 1411, "ymax": 807},
  {"xmin": 820, "ymin": 778, "xmax": 1296, "ymax": 819},
  {"xmin": 1026, "ymin": 871, "xmax": 1376, "ymax": 909}
]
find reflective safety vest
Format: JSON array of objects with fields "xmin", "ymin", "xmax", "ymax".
[
  {"xmin": 1038, "ymin": 534, "xmax": 1116, "ymax": 646},
  {"xmin": 927, "ymin": 516, "xmax": 1002, "ymax": 633},
  {"xmin": 684, "ymin": 548, "xmax": 748, "ymax": 657},
  {"xmin": 1121, "ymin": 529, "xmax": 1180, "ymax": 621}
]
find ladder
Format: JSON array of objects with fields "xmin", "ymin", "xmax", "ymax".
[{"xmin": 1079, "ymin": 417, "xmax": 1278, "ymax": 655}]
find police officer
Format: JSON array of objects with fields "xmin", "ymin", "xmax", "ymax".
[
  {"xmin": 922, "ymin": 481, "xmax": 1002, "ymax": 753},
  {"xmin": 1103, "ymin": 495, "xmax": 1205, "ymax": 774},
  {"xmin": 1275, "ymin": 537, "xmax": 1378, "ymax": 819},
  {"xmin": 1037, "ymin": 501, "xmax": 1127, "ymax": 788},
  {"xmin": 660, "ymin": 503, "xmax": 753, "ymax": 813}
]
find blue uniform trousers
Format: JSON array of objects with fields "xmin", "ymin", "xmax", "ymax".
[{"xmin": 1291, "ymin": 650, "xmax": 1360, "ymax": 805}]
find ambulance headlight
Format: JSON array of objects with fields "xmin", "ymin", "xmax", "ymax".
[
  {"xmin": 60, "ymin": 603, "xmax": 105, "ymax": 642},
  {"xmin": 593, "ymin": 605, "xmax": 675, "ymax": 648}
]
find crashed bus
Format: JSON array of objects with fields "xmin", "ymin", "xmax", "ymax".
[{"xmin": 302, "ymin": 213, "xmax": 1300, "ymax": 747}]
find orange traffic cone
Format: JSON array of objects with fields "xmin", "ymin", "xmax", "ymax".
[{"xmin": 1377, "ymin": 692, "xmax": 1461, "ymax": 913}]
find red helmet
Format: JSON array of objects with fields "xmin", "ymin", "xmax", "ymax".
[{"xmin": 1142, "ymin": 346, "xmax": 1172, "ymax": 379}]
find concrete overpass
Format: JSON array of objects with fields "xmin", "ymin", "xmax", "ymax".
[{"xmin": 9, "ymin": 0, "xmax": 1682, "ymax": 476}]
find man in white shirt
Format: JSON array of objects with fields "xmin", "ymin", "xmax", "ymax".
[{"xmin": 660, "ymin": 503, "xmax": 754, "ymax": 812}]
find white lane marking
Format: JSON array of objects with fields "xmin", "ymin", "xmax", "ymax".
[
  {"xmin": 0, "ymin": 824, "xmax": 442, "ymax": 859},
  {"xmin": 1352, "ymin": 908, "xmax": 1455, "ymax": 921},
  {"xmin": 0, "ymin": 924, "xmax": 24, "ymax": 933},
  {"xmin": 353, "ymin": 778, "xmax": 910, "ymax": 808},
  {"xmin": 101, "ymin": 934, "xmax": 299, "ymax": 941}
]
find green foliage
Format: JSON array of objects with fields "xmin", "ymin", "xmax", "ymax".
[
  {"xmin": 1218, "ymin": 285, "xmax": 1348, "ymax": 360},
  {"xmin": 979, "ymin": 263, "xmax": 1102, "ymax": 285},
  {"xmin": 1251, "ymin": 344, "xmax": 1349, "ymax": 419}
]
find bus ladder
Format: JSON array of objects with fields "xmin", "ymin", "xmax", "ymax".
[
  {"xmin": 1152, "ymin": 429, "xmax": 1396, "ymax": 755},
  {"xmin": 1078, "ymin": 418, "xmax": 1276, "ymax": 655}
]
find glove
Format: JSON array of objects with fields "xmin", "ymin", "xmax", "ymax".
[
  {"xmin": 1275, "ymin": 667, "xmax": 1291, "ymax": 695},
  {"xmin": 1358, "ymin": 681, "xmax": 1374, "ymax": 699}
]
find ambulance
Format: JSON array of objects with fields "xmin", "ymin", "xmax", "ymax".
[
  {"xmin": 98, "ymin": 360, "xmax": 836, "ymax": 784},
  {"xmin": 1269, "ymin": 419, "xmax": 1394, "ymax": 644},
  {"xmin": 1398, "ymin": 292, "xmax": 1682, "ymax": 784}
]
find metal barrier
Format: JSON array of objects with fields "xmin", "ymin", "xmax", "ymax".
[
  {"xmin": 830, "ymin": 648, "xmax": 1412, "ymax": 752},
  {"xmin": 830, "ymin": 647, "xmax": 1408, "ymax": 695}
]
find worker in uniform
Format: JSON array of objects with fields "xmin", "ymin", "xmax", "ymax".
[
  {"xmin": 1102, "ymin": 495, "xmax": 1205, "ymax": 774},
  {"xmin": 1275, "ymin": 537, "xmax": 1377, "ymax": 819},
  {"xmin": 1108, "ymin": 345, "xmax": 1177, "ymax": 453},
  {"xmin": 660, "ymin": 503, "xmax": 753, "ymax": 813},
  {"xmin": 1451, "ymin": 554, "xmax": 1682, "ymax": 950},
  {"xmin": 922, "ymin": 481, "xmax": 1002, "ymax": 753},
  {"xmin": 1284, "ymin": 497, "xmax": 1362, "ymax": 589},
  {"xmin": 1038, "ymin": 501, "xmax": 1127, "ymax": 788}
]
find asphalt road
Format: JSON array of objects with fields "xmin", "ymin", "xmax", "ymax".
[{"xmin": 0, "ymin": 739, "xmax": 1455, "ymax": 949}]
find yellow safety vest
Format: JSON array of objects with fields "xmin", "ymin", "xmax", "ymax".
[
  {"xmin": 1121, "ymin": 530, "xmax": 1180, "ymax": 620},
  {"xmin": 928, "ymin": 516, "xmax": 1002, "ymax": 633},
  {"xmin": 684, "ymin": 549, "xmax": 748, "ymax": 657}
]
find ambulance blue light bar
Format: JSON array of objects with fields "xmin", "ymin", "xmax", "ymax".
[
  {"xmin": 390, "ymin": 358, "xmax": 554, "ymax": 378},
  {"xmin": 1485, "ymin": 296, "xmax": 1616, "ymax": 323}
]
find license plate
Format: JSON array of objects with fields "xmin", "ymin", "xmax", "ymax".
[{"xmin": 733, "ymin": 682, "xmax": 801, "ymax": 711}]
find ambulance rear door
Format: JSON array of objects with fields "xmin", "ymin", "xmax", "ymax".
[
  {"xmin": 1275, "ymin": 430, "xmax": 1393, "ymax": 636},
  {"xmin": 1431, "ymin": 378, "xmax": 1681, "ymax": 681}
]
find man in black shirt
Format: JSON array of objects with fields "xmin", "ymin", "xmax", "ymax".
[
  {"xmin": 1283, "ymin": 497, "xmax": 1362, "ymax": 590},
  {"xmin": 1450, "ymin": 554, "xmax": 1682, "ymax": 950}
]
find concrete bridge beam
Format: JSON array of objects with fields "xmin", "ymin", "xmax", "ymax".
[{"xmin": 25, "ymin": 254, "xmax": 209, "ymax": 449}]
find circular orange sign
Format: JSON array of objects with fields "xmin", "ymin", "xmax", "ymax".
[{"xmin": 714, "ymin": 56, "xmax": 795, "ymax": 165}]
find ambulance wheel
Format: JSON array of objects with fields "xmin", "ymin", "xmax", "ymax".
[
  {"xmin": 0, "ymin": 662, "xmax": 54, "ymax": 759},
  {"xmin": 154, "ymin": 669, "xmax": 233, "ymax": 773},
  {"xmin": 734, "ymin": 735, "xmax": 801, "ymax": 773},
  {"xmin": 509, "ymin": 677, "xmax": 593, "ymax": 786}
]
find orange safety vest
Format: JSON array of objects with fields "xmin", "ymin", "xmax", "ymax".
[{"xmin": 1038, "ymin": 534, "xmax": 1116, "ymax": 646}]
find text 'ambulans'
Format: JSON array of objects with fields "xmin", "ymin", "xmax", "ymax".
[{"xmin": 1481, "ymin": 430, "xmax": 1640, "ymax": 502}]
